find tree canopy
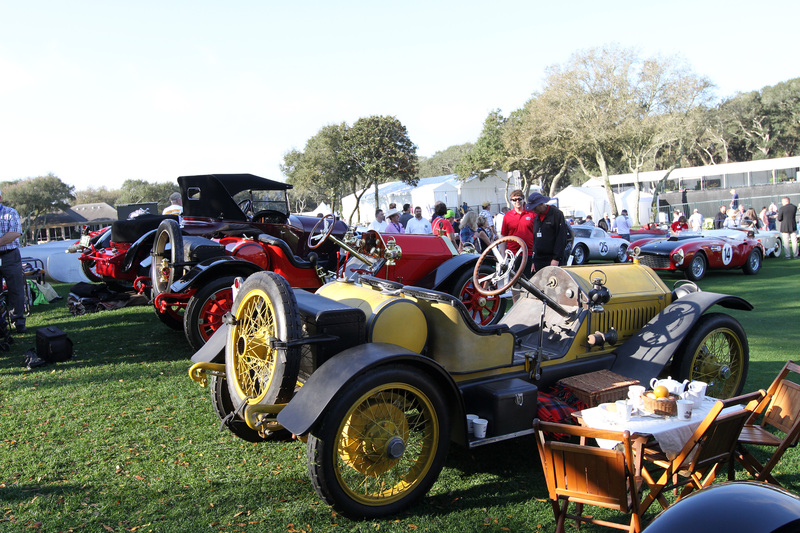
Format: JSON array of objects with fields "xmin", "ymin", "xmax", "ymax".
[
  {"xmin": 2, "ymin": 173, "xmax": 75, "ymax": 245},
  {"xmin": 283, "ymin": 115, "xmax": 418, "ymax": 224}
]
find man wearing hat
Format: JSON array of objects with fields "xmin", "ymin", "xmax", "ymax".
[
  {"xmin": 383, "ymin": 207, "xmax": 405, "ymax": 234},
  {"xmin": 500, "ymin": 189, "xmax": 535, "ymax": 278},
  {"xmin": 0, "ymin": 188, "xmax": 27, "ymax": 333},
  {"xmin": 527, "ymin": 191, "xmax": 570, "ymax": 272},
  {"xmin": 479, "ymin": 201, "xmax": 496, "ymax": 240}
]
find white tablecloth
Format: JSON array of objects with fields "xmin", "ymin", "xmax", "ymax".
[{"xmin": 579, "ymin": 397, "xmax": 741, "ymax": 458}]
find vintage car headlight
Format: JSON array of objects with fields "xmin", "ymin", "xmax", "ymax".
[{"xmin": 671, "ymin": 248, "xmax": 685, "ymax": 266}]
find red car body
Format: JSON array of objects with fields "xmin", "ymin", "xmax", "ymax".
[{"xmin": 628, "ymin": 234, "xmax": 765, "ymax": 281}]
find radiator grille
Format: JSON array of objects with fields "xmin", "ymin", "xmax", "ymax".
[
  {"xmin": 637, "ymin": 255, "xmax": 672, "ymax": 269},
  {"xmin": 593, "ymin": 305, "xmax": 663, "ymax": 338}
]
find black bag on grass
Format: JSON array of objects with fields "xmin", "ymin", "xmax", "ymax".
[{"xmin": 36, "ymin": 326, "xmax": 73, "ymax": 363}]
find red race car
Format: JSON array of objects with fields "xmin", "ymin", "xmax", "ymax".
[{"xmin": 628, "ymin": 233, "xmax": 764, "ymax": 281}]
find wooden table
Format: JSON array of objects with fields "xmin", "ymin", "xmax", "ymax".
[{"xmin": 573, "ymin": 397, "xmax": 740, "ymax": 513}]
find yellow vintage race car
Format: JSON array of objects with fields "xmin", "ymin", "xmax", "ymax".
[{"xmin": 189, "ymin": 235, "xmax": 751, "ymax": 518}]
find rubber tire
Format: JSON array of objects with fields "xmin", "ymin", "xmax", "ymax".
[
  {"xmin": 209, "ymin": 374, "xmax": 267, "ymax": 443},
  {"xmin": 573, "ymin": 244, "xmax": 588, "ymax": 265},
  {"xmin": 673, "ymin": 313, "xmax": 749, "ymax": 399},
  {"xmin": 151, "ymin": 219, "xmax": 184, "ymax": 297},
  {"xmin": 742, "ymin": 249, "xmax": 762, "ymax": 275},
  {"xmin": 773, "ymin": 238, "xmax": 783, "ymax": 258},
  {"xmin": 306, "ymin": 364, "xmax": 450, "ymax": 518},
  {"xmin": 685, "ymin": 253, "xmax": 706, "ymax": 282},
  {"xmin": 184, "ymin": 276, "xmax": 236, "ymax": 351},
  {"xmin": 226, "ymin": 271, "xmax": 302, "ymax": 410},
  {"xmin": 615, "ymin": 243, "xmax": 628, "ymax": 263},
  {"xmin": 451, "ymin": 266, "xmax": 506, "ymax": 326}
]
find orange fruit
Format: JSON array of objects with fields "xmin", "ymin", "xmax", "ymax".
[{"xmin": 654, "ymin": 385, "xmax": 669, "ymax": 398}]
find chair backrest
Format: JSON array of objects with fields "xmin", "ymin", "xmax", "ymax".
[
  {"xmin": 678, "ymin": 390, "xmax": 765, "ymax": 472},
  {"xmin": 760, "ymin": 361, "xmax": 800, "ymax": 447},
  {"xmin": 534, "ymin": 419, "xmax": 638, "ymax": 513}
]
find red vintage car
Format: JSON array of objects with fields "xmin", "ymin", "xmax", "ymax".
[{"xmin": 628, "ymin": 233, "xmax": 765, "ymax": 281}]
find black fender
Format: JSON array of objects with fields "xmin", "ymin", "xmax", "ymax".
[
  {"xmin": 277, "ymin": 342, "xmax": 466, "ymax": 441},
  {"xmin": 169, "ymin": 256, "xmax": 263, "ymax": 293},
  {"xmin": 610, "ymin": 291, "xmax": 752, "ymax": 384},
  {"xmin": 416, "ymin": 254, "xmax": 480, "ymax": 291},
  {"xmin": 121, "ymin": 228, "xmax": 159, "ymax": 272},
  {"xmin": 190, "ymin": 322, "xmax": 229, "ymax": 364}
]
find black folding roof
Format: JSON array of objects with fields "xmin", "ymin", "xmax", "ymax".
[{"xmin": 178, "ymin": 174, "xmax": 292, "ymax": 221}]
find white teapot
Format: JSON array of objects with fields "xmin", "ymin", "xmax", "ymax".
[{"xmin": 650, "ymin": 376, "xmax": 689, "ymax": 395}]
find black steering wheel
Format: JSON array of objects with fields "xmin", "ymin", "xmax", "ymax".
[
  {"xmin": 473, "ymin": 236, "xmax": 527, "ymax": 296},
  {"xmin": 237, "ymin": 198, "xmax": 253, "ymax": 219},
  {"xmin": 308, "ymin": 214, "xmax": 336, "ymax": 250}
]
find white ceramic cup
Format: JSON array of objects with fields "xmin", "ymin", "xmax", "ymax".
[
  {"xmin": 615, "ymin": 400, "xmax": 632, "ymax": 422},
  {"xmin": 689, "ymin": 381, "xmax": 707, "ymax": 401},
  {"xmin": 466, "ymin": 414, "xmax": 478, "ymax": 434},
  {"xmin": 473, "ymin": 418, "xmax": 488, "ymax": 438},
  {"xmin": 676, "ymin": 399, "xmax": 693, "ymax": 420}
]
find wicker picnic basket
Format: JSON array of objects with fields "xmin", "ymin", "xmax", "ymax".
[
  {"xmin": 557, "ymin": 370, "xmax": 640, "ymax": 408},
  {"xmin": 642, "ymin": 391, "xmax": 679, "ymax": 416}
]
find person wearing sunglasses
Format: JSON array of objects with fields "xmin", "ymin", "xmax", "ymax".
[{"xmin": 500, "ymin": 189, "xmax": 535, "ymax": 280}]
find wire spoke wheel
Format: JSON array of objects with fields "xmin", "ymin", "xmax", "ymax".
[
  {"xmin": 307, "ymin": 365, "xmax": 449, "ymax": 518},
  {"xmin": 226, "ymin": 272, "xmax": 301, "ymax": 407},
  {"xmin": 676, "ymin": 313, "xmax": 748, "ymax": 398}
]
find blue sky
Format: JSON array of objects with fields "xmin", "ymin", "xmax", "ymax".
[{"xmin": 1, "ymin": 0, "xmax": 798, "ymax": 191}]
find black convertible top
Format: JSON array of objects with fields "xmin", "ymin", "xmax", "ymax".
[{"xmin": 178, "ymin": 174, "xmax": 292, "ymax": 221}]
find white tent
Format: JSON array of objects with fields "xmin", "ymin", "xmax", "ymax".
[
  {"xmin": 615, "ymin": 188, "xmax": 654, "ymax": 224},
  {"xmin": 459, "ymin": 173, "xmax": 512, "ymax": 211},
  {"xmin": 411, "ymin": 181, "xmax": 458, "ymax": 219},
  {"xmin": 555, "ymin": 186, "xmax": 613, "ymax": 219},
  {"xmin": 300, "ymin": 202, "xmax": 332, "ymax": 217}
]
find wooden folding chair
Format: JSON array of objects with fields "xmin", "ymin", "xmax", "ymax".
[
  {"xmin": 533, "ymin": 419, "xmax": 643, "ymax": 533},
  {"xmin": 639, "ymin": 390, "xmax": 765, "ymax": 512},
  {"xmin": 733, "ymin": 361, "xmax": 800, "ymax": 486}
]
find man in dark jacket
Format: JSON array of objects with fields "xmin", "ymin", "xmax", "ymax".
[
  {"xmin": 777, "ymin": 196, "xmax": 798, "ymax": 259},
  {"xmin": 526, "ymin": 192, "xmax": 569, "ymax": 272},
  {"xmin": 713, "ymin": 205, "xmax": 728, "ymax": 229}
]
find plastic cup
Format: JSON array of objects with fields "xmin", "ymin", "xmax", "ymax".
[
  {"xmin": 616, "ymin": 400, "xmax": 632, "ymax": 422},
  {"xmin": 466, "ymin": 414, "xmax": 478, "ymax": 434},
  {"xmin": 676, "ymin": 399, "xmax": 693, "ymax": 420},
  {"xmin": 473, "ymin": 418, "xmax": 488, "ymax": 438}
]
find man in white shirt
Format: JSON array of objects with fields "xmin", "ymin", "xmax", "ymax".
[
  {"xmin": 494, "ymin": 207, "xmax": 508, "ymax": 237},
  {"xmin": 368, "ymin": 209, "xmax": 388, "ymax": 232},
  {"xmin": 162, "ymin": 192, "xmax": 183, "ymax": 216},
  {"xmin": 614, "ymin": 209, "xmax": 632, "ymax": 241},
  {"xmin": 405, "ymin": 206, "xmax": 432, "ymax": 234},
  {"xmin": 689, "ymin": 209, "xmax": 703, "ymax": 232}
]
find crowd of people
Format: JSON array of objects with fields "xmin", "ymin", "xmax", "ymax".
[
  {"xmin": 671, "ymin": 192, "xmax": 800, "ymax": 259},
  {"xmin": 362, "ymin": 190, "xmax": 573, "ymax": 279},
  {"xmin": 355, "ymin": 190, "xmax": 800, "ymax": 283}
]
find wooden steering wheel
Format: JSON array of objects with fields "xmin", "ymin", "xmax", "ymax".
[
  {"xmin": 472, "ymin": 236, "xmax": 528, "ymax": 296},
  {"xmin": 308, "ymin": 214, "xmax": 336, "ymax": 250}
]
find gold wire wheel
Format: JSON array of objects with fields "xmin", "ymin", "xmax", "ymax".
[
  {"xmin": 686, "ymin": 326, "xmax": 745, "ymax": 398},
  {"xmin": 334, "ymin": 384, "xmax": 439, "ymax": 506},
  {"xmin": 229, "ymin": 288, "xmax": 279, "ymax": 404}
]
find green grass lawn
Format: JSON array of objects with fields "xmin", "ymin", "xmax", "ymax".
[{"xmin": 1, "ymin": 257, "xmax": 799, "ymax": 532}]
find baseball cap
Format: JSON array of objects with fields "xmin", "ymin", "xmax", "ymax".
[{"xmin": 445, "ymin": 209, "xmax": 455, "ymax": 218}]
